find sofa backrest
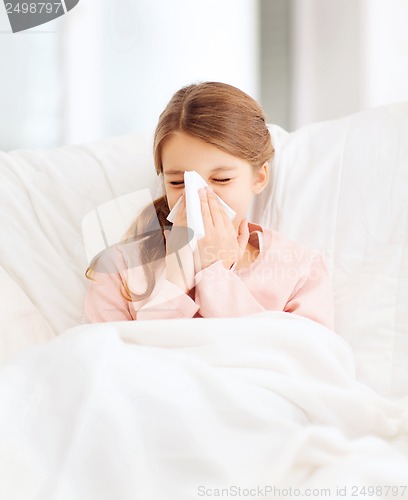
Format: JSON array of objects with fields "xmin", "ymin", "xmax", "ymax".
[
  {"xmin": 0, "ymin": 132, "xmax": 158, "ymax": 361},
  {"xmin": 250, "ymin": 103, "xmax": 408, "ymax": 399}
]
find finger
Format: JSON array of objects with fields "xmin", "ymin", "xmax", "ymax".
[
  {"xmin": 199, "ymin": 188, "xmax": 212, "ymax": 228},
  {"xmin": 218, "ymin": 197, "xmax": 234, "ymax": 227},
  {"xmin": 206, "ymin": 187, "xmax": 224, "ymax": 227}
]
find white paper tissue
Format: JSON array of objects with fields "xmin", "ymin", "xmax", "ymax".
[{"xmin": 166, "ymin": 171, "xmax": 236, "ymax": 250}]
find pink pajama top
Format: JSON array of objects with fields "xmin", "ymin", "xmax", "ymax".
[{"xmin": 84, "ymin": 222, "xmax": 335, "ymax": 330}]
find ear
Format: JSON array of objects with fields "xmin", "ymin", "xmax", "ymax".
[{"xmin": 252, "ymin": 163, "xmax": 269, "ymax": 194}]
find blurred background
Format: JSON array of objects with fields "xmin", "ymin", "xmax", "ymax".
[{"xmin": 0, "ymin": 0, "xmax": 407, "ymax": 151}]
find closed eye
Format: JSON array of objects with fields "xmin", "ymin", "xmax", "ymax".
[{"xmin": 169, "ymin": 178, "xmax": 231, "ymax": 186}]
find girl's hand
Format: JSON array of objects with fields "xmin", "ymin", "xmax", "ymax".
[
  {"xmin": 163, "ymin": 193, "xmax": 195, "ymax": 293},
  {"xmin": 194, "ymin": 187, "xmax": 249, "ymax": 272}
]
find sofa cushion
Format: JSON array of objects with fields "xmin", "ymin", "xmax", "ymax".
[{"xmin": 249, "ymin": 103, "xmax": 408, "ymax": 399}]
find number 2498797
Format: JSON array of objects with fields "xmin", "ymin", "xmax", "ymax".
[{"xmin": 5, "ymin": 3, "xmax": 63, "ymax": 14}]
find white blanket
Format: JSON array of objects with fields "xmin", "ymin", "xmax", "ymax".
[{"xmin": 0, "ymin": 312, "xmax": 407, "ymax": 500}]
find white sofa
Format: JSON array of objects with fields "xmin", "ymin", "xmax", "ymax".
[
  {"xmin": 1, "ymin": 102, "xmax": 407, "ymax": 398},
  {"xmin": 1, "ymin": 103, "xmax": 408, "ymax": 498}
]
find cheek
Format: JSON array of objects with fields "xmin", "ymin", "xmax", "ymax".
[
  {"xmin": 217, "ymin": 187, "xmax": 249, "ymax": 212},
  {"xmin": 213, "ymin": 192, "xmax": 231, "ymax": 210},
  {"xmin": 217, "ymin": 188, "xmax": 244, "ymax": 212}
]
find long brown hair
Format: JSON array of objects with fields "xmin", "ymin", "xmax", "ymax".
[{"xmin": 85, "ymin": 81, "xmax": 275, "ymax": 302}]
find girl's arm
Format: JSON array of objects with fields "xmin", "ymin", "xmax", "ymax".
[
  {"xmin": 283, "ymin": 252, "xmax": 335, "ymax": 331},
  {"xmin": 192, "ymin": 251, "xmax": 335, "ymax": 331},
  {"xmin": 84, "ymin": 245, "xmax": 199, "ymax": 323},
  {"xmin": 84, "ymin": 247, "xmax": 133, "ymax": 322},
  {"xmin": 84, "ymin": 267, "xmax": 133, "ymax": 322},
  {"xmin": 135, "ymin": 274, "xmax": 199, "ymax": 320},
  {"xmin": 193, "ymin": 260, "xmax": 266, "ymax": 318}
]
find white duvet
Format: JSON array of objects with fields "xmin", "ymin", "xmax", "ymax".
[{"xmin": 0, "ymin": 312, "xmax": 407, "ymax": 500}]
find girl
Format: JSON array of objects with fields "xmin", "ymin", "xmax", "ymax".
[{"xmin": 84, "ymin": 82, "xmax": 335, "ymax": 330}]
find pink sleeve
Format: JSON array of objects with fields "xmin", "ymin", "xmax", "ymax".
[
  {"xmin": 84, "ymin": 246, "xmax": 199, "ymax": 323},
  {"xmin": 194, "ymin": 260, "xmax": 265, "ymax": 318},
  {"xmin": 284, "ymin": 252, "xmax": 335, "ymax": 330},
  {"xmin": 84, "ymin": 265, "xmax": 133, "ymax": 323},
  {"xmin": 136, "ymin": 279, "xmax": 199, "ymax": 320}
]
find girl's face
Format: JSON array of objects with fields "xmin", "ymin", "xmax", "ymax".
[{"xmin": 161, "ymin": 131, "xmax": 268, "ymax": 232}]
